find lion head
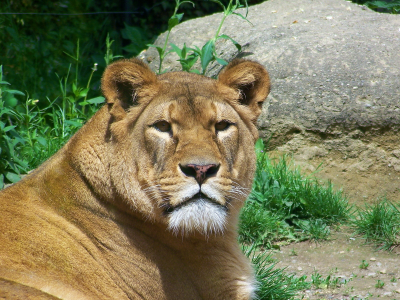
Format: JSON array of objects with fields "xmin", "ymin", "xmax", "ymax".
[{"xmin": 73, "ymin": 58, "xmax": 270, "ymax": 237}]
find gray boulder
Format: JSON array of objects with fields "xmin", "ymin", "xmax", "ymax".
[{"xmin": 143, "ymin": 0, "xmax": 400, "ymax": 150}]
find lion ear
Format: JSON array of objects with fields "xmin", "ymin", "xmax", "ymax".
[
  {"xmin": 217, "ymin": 59, "xmax": 270, "ymax": 120},
  {"xmin": 101, "ymin": 58, "xmax": 158, "ymax": 120}
]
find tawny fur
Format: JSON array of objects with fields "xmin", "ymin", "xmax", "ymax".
[{"xmin": 0, "ymin": 58, "xmax": 270, "ymax": 300}]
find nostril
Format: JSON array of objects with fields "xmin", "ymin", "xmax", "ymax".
[
  {"xmin": 179, "ymin": 164, "xmax": 197, "ymax": 178},
  {"xmin": 179, "ymin": 163, "xmax": 220, "ymax": 185},
  {"xmin": 206, "ymin": 164, "xmax": 219, "ymax": 177}
]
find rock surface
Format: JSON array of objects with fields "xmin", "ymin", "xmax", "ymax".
[{"xmin": 143, "ymin": 0, "xmax": 400, "ymax": 150}]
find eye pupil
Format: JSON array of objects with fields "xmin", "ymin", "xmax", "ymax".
[
  {"xmin": 154, "ymin": 121, "xmax": 171, "ymax": 132},
  {"xmin": 215, "ymin": 121, "xmax": 230, "ymax": 131}
]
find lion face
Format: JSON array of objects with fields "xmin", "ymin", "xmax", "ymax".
[{"xmin": 100, "ymin": 59, "xmax": 270, "ymax": 236}]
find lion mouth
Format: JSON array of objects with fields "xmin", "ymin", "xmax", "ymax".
[{"xmin": 164, "ymin": 192, "xmax": 226, "ymax": 214}]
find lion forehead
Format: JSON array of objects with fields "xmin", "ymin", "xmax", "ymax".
[{"xmin": 143, "ymin": 93, "xmax": 239, "ymax": 128}]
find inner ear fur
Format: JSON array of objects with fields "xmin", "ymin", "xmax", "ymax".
[
  {"xmin": 101, "ymin": 58, "xmax": 158, "ymax": 120},
  {"xmin": 217, "ymin": 59, "xmax": 270, "ymax": 119}
]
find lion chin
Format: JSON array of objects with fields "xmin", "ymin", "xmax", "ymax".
[
  {"xmin": 167, "ymin": 195, "xmax": 228, "ymax": 236},
  {"xmin": 0, "ymin": 58, "xmax": 270, "ymax": 300}
]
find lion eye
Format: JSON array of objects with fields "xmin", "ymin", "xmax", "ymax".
[
  {"xmin": 154, "ymin": 121, "xmax": 171, "ymax": 133},
  {"xmin": 215, "ymin": 121, "xmax": 231, "ymax": 132}
]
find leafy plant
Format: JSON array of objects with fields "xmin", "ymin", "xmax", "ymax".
[
  {"xmin": 121, "ymin": 24, "xmax": 152, "ymax": 56},
  {"xmin": 148, "ymin": 0, "xmax": 194, "ymax": 74},
  {"xmin": 350, "ymin": 0, "xmax": 400, "ymax": 13},
  {"xmin": 311, "ymin": 270, "xmax": 350, "ymax": 289},
  {"xmin": 375, "ymin": 279, "xmax": 385, "ymax": 288},
  {"xmin": 0, "ymin": 36, "xmax": 113, "ymax": 187},
  {"xmin": 0, "ymin": 66, "xmax": 28, "ymax": 188},
  {"xmin": 359, "ymin": 259, "xmax": 369, "ymax": 269},
  {"xmin": 367, "ymin": 0, "xmax": 400, "ymax": 13},
  {"xmin": 150, "ymin": 0, "xmax": 248, "ymax": 74}
]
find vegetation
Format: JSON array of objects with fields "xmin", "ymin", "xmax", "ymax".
[
  {"xmin": 149, "ymin": 0, "xmax": 247, "ymax": 74},
  {"xmin": 239, "ymin": 139, "xmax": 351, "ymax": 248},
  {"xmin": 0, "ymin": 46, "xmax": 105, "ymax": 188},
  {"xmin": 350, "ymin": 0, "xmax": 400, "ymax": 13},
  {"xmin": 244, "ymin": 246, "xmax": 310, "ymax": 300},
  {"xmin": 351, "ymin": 199, "xmax": 400, "ymax": 250}
]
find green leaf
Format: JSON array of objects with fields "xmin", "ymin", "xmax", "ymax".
[
  {"xmin": 168, "ymin": 13, "xmax": 184, "ymax": 31},
  {"xmin": 147, "ymin": 44, "xmax": 164, "ymax": 57},
  {"xmin": 121, "ymin": 24, "xmax": 142, "ymax": 42},
  {"xmin": 37, "ymin": 136, "xmax": 47, "ymax": 146},
  {"xmin": 366, "ymin": 1, "xmax": 400, "ymax": 9},
  {"xmin": 4, "ymin": 89, "xmax": 25, "ymax": 96},
  {"xmin": 0, "ymin": 174, "xmax": 4, "ymax": 189},
  {"xmin": 179, "ymin": 57, "xmax": 199, "ymax": 72},
  {"xmin": 200, "ymin": 40, "xmax": 216, "ymax": 74},
  {"xmin": 181, "ymin": 43, "xmax": 187, "ymax": 59},
  {"xmin": 65, "ymin": 120, "xmax": 83, "ymax": 128},
  {"xmin": 168, "ymin": 17, "xmax": 179, "ymax": 32},
  {"xmin": 255, "ymin": 138, "xmax": 265, "ymax": 153},
  {"xmin": 190, "ymin": 45, "xmax": 202, "ymax": 55},
  {"xmin": 4, "ymin": 97, "xmax": 18, "ymax": 107},
  {"xmin": 78, "ymin": 88, "xmax": 89, "ymax": 98},
  {"xmin": 0, "ymin": 80, "xmax": 11, "ymax": 85},
  {"xmin": 232, "ymin": 12, "xmax": 252, "ymax": 24},
  {"xmin": 176, "ymin": 13, "xmax": 184, "ymax": 23},
  {"xmin": 170, "ymin": 43, "xmax": 183, "ymax": 58},
  {"xmin": 218, "ymin": 34, "xmax": 242, "ymax": 51},
  {"xmin": 215, "ymin": 57, "xmax": 228, "ymax": 66},
  {"xmin": 86, "ymin": 96, "xmax": 105, "ymax": 104},
  {"xmin": 5, "ymin": 172, "xmax": 21, "ymax": 183},
  {"xmin": 123, "ymin": 44, "xmax": 143, "ymax": 55},
  {"xmin": 3, "ymin": 125, "xmax": 17, "ymax": 133}
]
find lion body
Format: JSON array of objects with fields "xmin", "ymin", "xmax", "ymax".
[{"xmin": 0, "ymin": 59, "xmax": 269, "ymax": 299}]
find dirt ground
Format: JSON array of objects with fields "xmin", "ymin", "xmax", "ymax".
[
  {"xmin": 273, "ymin": 229, "xmax": 400, "ymax": 299},
  {"xmin": 268, "ymin": 131, "xmax": 400, "ymax": 299}
]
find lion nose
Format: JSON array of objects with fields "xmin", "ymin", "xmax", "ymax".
[{"xmin": 179, "ymin": 163, "xmax": 220, "ymax": 185}]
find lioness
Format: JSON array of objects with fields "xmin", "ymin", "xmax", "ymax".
[{"xmin": 0, "ymin": 58, "xmax": 270, "ymax": 299}]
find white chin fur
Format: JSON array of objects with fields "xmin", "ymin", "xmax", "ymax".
[{"xmin": 168, "ymin": 199, "xmax": 227, "ymax": 236}]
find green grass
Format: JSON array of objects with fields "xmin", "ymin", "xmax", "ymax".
[
  {"xmin": 243, "ymin": 246, "xmax": 310, "ymax": 300},
  {"xmin": 239, "ymin": 139, "xmax": 352, "ymax": 248},
  {"xmin": 310, "ymin": 269, "xmax": 351, "ymax": 289},
  {"xmin": 351, "ymin": 199, "xmax": 400, "ymax": 250}
]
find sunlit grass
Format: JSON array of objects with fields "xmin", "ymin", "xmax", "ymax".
[
  {"xmin": 239, "ymin": 139, "xmax": 352, "ymax": 247},
  {"xmin": 352, "ymin": 199, "xmax": 400, "ymax": 251}
]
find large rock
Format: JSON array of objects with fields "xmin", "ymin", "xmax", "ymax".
[{"xmin": 143, "ymin": 0, "xmax": 400, "ymax": 150}]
